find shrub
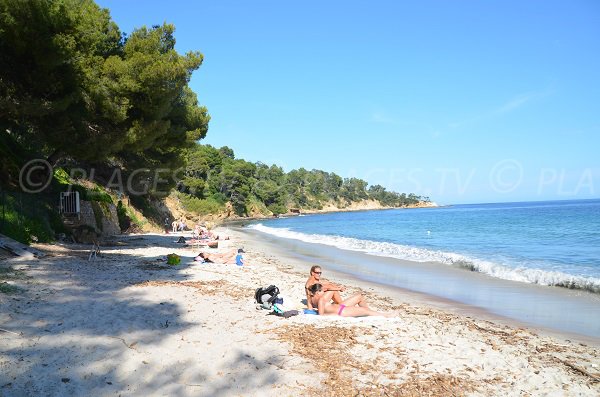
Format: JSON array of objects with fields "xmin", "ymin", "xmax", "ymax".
[
  {"xmin": 167, "ymin": 253, "xmax": 181, "ymax": 265},
  {"xmin": 0, "ymin": 191, "xmax": 56, "ymax": 244},
  {"xmin": 268, "ymin": 203, "xmax": 288, "ymax": 216},
  {"xmin": 0, "ymin": 282, "xmax": 20, "ymax": 294},
  {"xmin": 179, "ymin": 193, "xmax": 224, "ymax": 215}
]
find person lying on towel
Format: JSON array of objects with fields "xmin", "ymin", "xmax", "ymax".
[{"xmin": 194, "ymin": 249, "xmax": 244, "ymax": 265}]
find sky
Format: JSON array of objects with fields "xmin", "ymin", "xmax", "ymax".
[{"xmin": 96, "ymin": 0, "xmax": 600, "ymax": 204}]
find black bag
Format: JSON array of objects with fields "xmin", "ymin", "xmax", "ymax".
[{"xmin": 254, "ymin": 285, "xmax": 280, "ymax": 305}]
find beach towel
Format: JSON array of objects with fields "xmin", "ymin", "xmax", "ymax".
[{"xmin": 270, "ymin": 305, "xmax": 299, "ymax": 318}]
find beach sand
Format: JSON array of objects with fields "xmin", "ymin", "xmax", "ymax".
[{"xmin": 1, "ymin": 228, "xmax": 599, "ymax": 396}]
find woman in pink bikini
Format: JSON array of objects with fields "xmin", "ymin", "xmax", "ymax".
[{"xmin": 308, "ymin": 284, "xmax": 396, "ymax": 317}]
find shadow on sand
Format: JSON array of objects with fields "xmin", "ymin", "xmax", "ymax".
[{"xmin": 0, "ymin": 233, "xmax": 290, "ymax": 396}]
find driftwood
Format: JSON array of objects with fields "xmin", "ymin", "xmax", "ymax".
[{"xmin": 554, "ymin": 356, "xmax": 600, "ymax": 383}]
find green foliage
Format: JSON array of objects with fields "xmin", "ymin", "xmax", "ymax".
[
  {"xmin": 340, "ymin": 178, "xmax": 369, "ymax": 203},
  {"xmin": 59, "ymin": 183, "xmax": 113, "ymax": 204},
  {"xmin": 0, "ymin": 282, "xmax": 20, "ymax": 294},
  {"xmin": 87, "ymin": 187, "xmax": 113, "ymax": 204},
  {"xmin": 167, "ymin": 253, "xmax": 180, "ymax": 266},
  {"xmin": 178, "ymin": 144, "xmax": 429, "ymax": 217},
  {"xmin": 128, "ymin": 194, "xmax": 163, "ymax": 225},
  {"xmin": 179, "ymin": 193, "xmax": 224, "ymax": 215},
  {"xmin": 267, "ymin": 203, "xmax": 288, "ymax": 216},
  {"xmin": 0, "ymin": 0, "xmax": 124, "ymax": 159},
  {"xmin": 116, "ymin": 200, "xmax": 143, "ymax": 231},
  {"xmin": 0, "ymin": 131, "xmax": 31, "ymax": 186},
  {"xmin": 367, "ymin": 185, "xmax": 424, "ymax": 207},
  {"xmin": 0, "ymin": 190, "xmax": 57, "ymax": 244},
  {"xmin": 0, "ymin": 0, "xmax": 209, "ymax": 191},
  {"xmin": 53, "ymin": 168, "xmax": 71, "ymax": 185},
  {"xmin": 116, "ymin": 200, "xmax": 128, "ymax": 231}
]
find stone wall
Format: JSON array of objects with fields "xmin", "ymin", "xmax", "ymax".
[
  {"xmin": 100, "ymin": 203, "xmax": 120, "ymax": 236},
  {"xmin": 79, "ymin": 201, "xmax": 96, "ymax": 230},
  {"xmin": 78, "ymin": 200, "xmax": 120, "ymax": 236}
]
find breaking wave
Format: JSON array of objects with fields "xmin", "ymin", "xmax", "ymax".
[{"xmin": 249, "ymin": 223, "xmax": 600, "ymax": 294}]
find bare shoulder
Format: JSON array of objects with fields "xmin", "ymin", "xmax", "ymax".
[
  {"xmin": 305, "ymin": 276, "xmax": 315, "ymax": 288},
  {"xmin": 305, "ymin": 280, "xmax": 313, "ymax": 290}
]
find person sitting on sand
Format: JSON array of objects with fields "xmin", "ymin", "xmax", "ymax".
[
  {"xmin": 235, "ymin": 248, "xmax": 245, "ymax": 266},
  {"xmin": 305, "ymin": 265, "xmax": 346, "ymax": 310},
  {"xmin": 192, "ymin": 224, "xmax": 201, "ymax": 239},
  {"xmin": 194, "ymin": 249, "xmax": 242, "ymax": 264},
  {"xmin": 308, "ymin": 283, "xmax": 395, "ymax": 317}
]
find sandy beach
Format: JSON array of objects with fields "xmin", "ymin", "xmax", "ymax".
[{"xmin": 1, "ymin": 228, "xmax": 599, "ymax": 396}]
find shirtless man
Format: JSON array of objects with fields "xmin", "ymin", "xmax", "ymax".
[
  {"xmin": 309, "ymin": 283, "xmax": 395, "ymax": 317},
  {"xmin": 305, "ymin": 265, "xmax": 346, "ymax": 310}
]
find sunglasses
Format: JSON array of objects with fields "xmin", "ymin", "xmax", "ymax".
[{"xmin": 313, "ymin": 271, "xmax": 322, "ymax": 275}]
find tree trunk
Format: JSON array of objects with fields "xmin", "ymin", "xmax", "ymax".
[{"xmin": 47, "ymin": 149, "xmax": 63, "ymax": 166}]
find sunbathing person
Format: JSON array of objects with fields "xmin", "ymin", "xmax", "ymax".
[
  {"xmin": 192, "ymin": 224, "xmax": 229, "ymax": 241},
  {"xmin": 305, "ymin": 265, "xmax": 347, "ymax": 310},
  {"xmin": 194, "ymin": 249, "xmax": 240, "ymax": 264},
  {"xmin": 309, "ymin": 284, "xmax": 396, "ymax": 317}
]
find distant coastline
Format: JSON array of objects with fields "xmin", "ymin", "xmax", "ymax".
[{"xmin": 219, "ymin": 199, "xmax": 438, "ymax": 225}]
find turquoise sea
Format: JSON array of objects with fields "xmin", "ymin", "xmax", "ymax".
[{"xmin": 247, "ymin": 199, "xmax": 600, "ymax": 337}]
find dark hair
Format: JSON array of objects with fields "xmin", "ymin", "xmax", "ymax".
[
  {"xmin": 308, "ymin": 283, "xmax": 323, "ymax": 295},
  {"xmin": 310, "ymin": 265, "xmax": 321, "ymax": 274}
]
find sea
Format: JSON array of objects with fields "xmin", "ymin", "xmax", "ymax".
[{"xmin": 246, "ymin": 199, "xmax": 600, "ymax": 338}]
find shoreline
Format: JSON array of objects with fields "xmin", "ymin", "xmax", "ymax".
[
  {"xmin": 240, "ymin": 226, "xmax": 600, "ymax": 342},
  {"xmin": 236, "ymin": 227, "xmax": 600, "ymax": 345},
  {"xmin": 1, "ymin": 229, "xmax": 599, "ymax": 395}
]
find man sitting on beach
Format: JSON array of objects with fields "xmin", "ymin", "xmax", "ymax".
[
  {"xmin": 305, "ymin": 265, "xmax": 347, "ymax": 310},
  {"xmin": 308, "ymin": 283, "xmax": 395, "ymax": 317}
]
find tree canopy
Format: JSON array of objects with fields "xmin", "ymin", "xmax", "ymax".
[
  {"xmin": 179, "ymin": 144, "xmax": 429, "ymax": 216},
  {"xmin": 0, "ymin": 0, "xmax": 209, "ymax": 178}
]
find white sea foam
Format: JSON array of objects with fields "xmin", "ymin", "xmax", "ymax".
[{"xmin": 249, "ymin": 223, "xmax": 600, "ymax": 294}]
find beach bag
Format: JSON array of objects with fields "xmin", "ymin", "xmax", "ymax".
[{"xmin": 254, "ymin": 285, "xmax": 280, "ymax": 306}]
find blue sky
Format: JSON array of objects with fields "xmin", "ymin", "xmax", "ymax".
[{"xmin": 97, "ymin": 0, "xmax": 599, "ymax": 204}]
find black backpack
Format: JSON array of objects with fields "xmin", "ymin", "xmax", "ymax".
[{"xmin": 254, "ymin": 285, "xmax": 280, "ymax": 305}]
